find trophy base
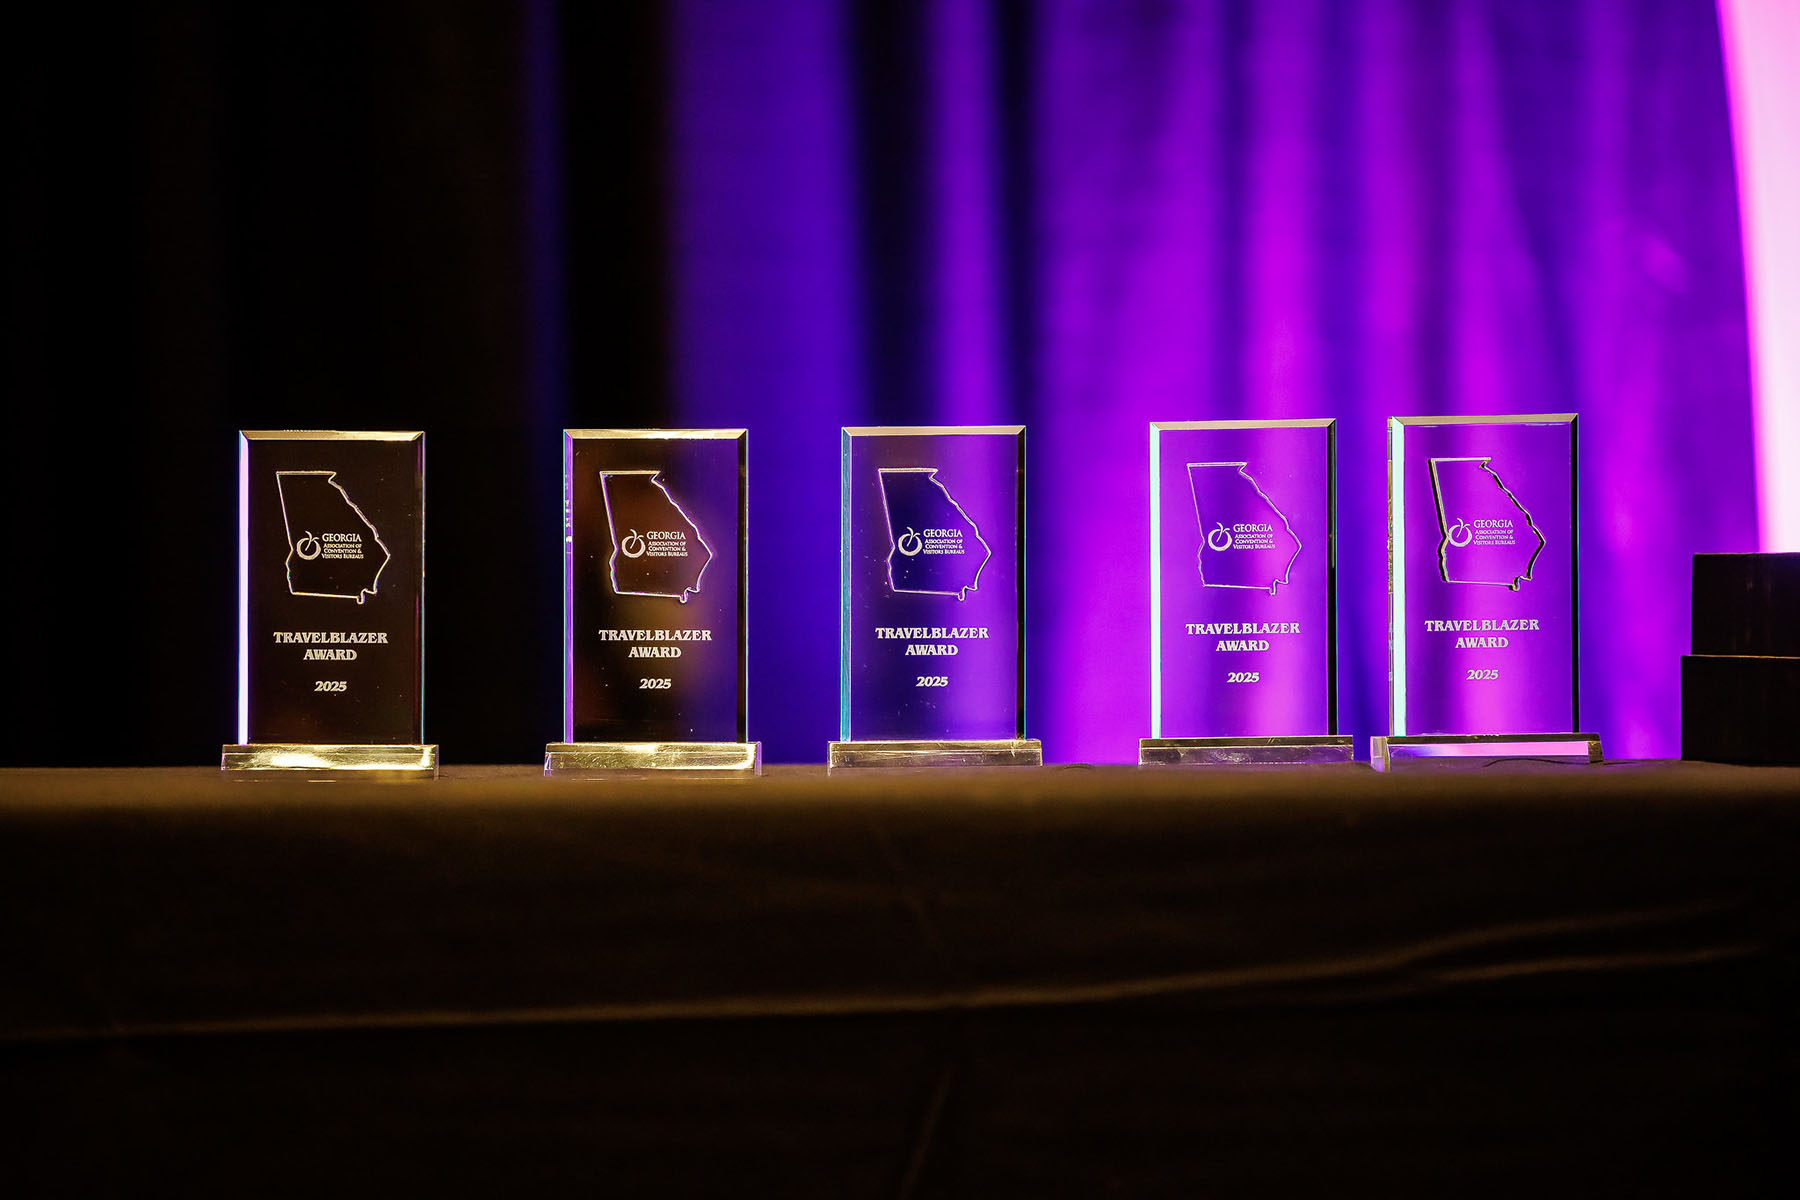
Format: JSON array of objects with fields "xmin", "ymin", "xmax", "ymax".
[
  {"xmin": 1138, "ymin": 736, "xmax": 1355, "ymax": 766},
  {"xmin": 827, "ymin": 739, "xmax": 1043, "ymax": 769},
  {"xmin": 1369, "ymin": 733, "xmax": 1602, "ymax": 772},
  {"xmin": 220, "ymin": 743, "xmax": 439, "ymax": 777},
  {"xmin": 544, "ymin": 742, "xmax": 763, "ymax": 774}
]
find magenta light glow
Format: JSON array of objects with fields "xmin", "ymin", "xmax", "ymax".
[{"xmin": 1719, "ymin": 0, "xmax": 1800, "ymax": 551}]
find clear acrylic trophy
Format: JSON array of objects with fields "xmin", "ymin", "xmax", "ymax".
[
  {"xmin": 1374, "ymin": 414, "xmax": 1600, "ymax": 769},
  {"xmin": 545, "ymin": 429, "xmax": 758, "ymax": 772},
  {"xmin": 1141, "ymin": 420, "xmax": 1350, "ymax": 765},
  {"xmin": 223, "ymin": 431, "xmax": 435, "ymax": 775},
  {"xmin": 830, "ymin": 426, "xmax": 1040, "ymax": 767}
]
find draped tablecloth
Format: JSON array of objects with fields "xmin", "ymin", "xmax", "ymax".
[{"xmin": 2, "ymin": 762, "xmax": 1794, "ymax": 1195}]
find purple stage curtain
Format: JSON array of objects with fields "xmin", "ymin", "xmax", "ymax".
[{"xmin": 666, "ymin": 0, "xmax": 1755, "ymax": 762}]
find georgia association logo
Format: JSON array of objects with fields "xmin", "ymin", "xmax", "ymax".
[
  {"xmin": 289, "ymin": 530, "xmax": 365, "ymax": 561},
  {"xmin": 1206, "ymin": 522, "xmax": 1234, "ymax": 552},
  {"xmin": 1446, "ymin": 518, "xmax": 1473, "ymax": 548},
  {"xmin": 897, "ymin": 527, "xmax": 924, "ymax": 557},
  {"xmin": 598, "ymin": 472, "xmax": 712, "ymax": 603},
  {"xmin": 276, "ymin": 471, "xmax": 389, "ymax": 604}
]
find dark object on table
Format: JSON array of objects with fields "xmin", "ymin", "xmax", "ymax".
[{"xmin": 1682, "ymin": 552, "xmax": 1800, "ymax": 763}]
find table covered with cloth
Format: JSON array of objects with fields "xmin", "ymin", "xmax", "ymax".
[{"xmin": 1, "ymin": 762, "xmax": 1795, "ymax": 1195}]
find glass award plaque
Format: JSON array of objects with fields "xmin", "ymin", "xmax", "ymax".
[
  {"xmin": 545, "ymin": 429, "xmax": 758, "ymax": 773},
  {"xmin": 830, "ymin": 426, "xmax": 1040, "ymax": 767},
  {"xmin": 1141, "ymin": 420, "xmax": 1350, "ymax": 765},
  {"xmin": 223, "ymin": 431, "xmax": 434, "ymax": 775},
  {"xmin": 1373, "ymin": 414, "xmax": 1600, "ymax": 770}
]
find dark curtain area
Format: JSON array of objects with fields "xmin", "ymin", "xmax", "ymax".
[{"xmin": 4, "ymin": 3, "xmax": 669, "ymax": 765}]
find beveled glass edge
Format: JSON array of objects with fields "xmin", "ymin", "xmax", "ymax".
[
  {"xmin": 1148, "ymin": 424, "xmax": 1162, "ymax": 736},
  {"xmin": 544, "ymin": 741, "xmax": 762, "ymax": 773},
  {"xmin": 1149, "ymin": 419, "xmax": 1336, "ymax": 431},
  {"xmin": 564, "ymin": 428, "xmax": 747, "ymax": 440},
  {"xmin": 421, "ymin": 432, "xmax": 429, "ymax": 743},
  {"xmin": 1326, "ymin": 420, "xmax": 1339, "ymax": 732},
  {"xmin": 1016, "ymin": 426, "xmax": 1028, "ymax": 740},
  {"xmin": 239, "ymin": 435, "xmax": 249, "ymax": 743},
  {"xmin": 239, "ymin": 430, "xmax": 424, "ymax": 441},
  {"xmin": 839, "ymin": 429, "xmax": 853, "ymax": 740},
  {"xmin": 562, "ymin": 433, "xmax": 575, "ymax": 740},
  {"xmin": 841, "ymin": 425, "xmax": 1025, "ymax": 437},
  {"xmin": 739, "ymin": 430, "xmax": 750, "ymax": 740},
  {"xmin": 1569, "ymin": 414, "xmax": 1581, "ymax": 729},
  {"xmin": 827, "ymin": 739, "xmax": 1043, "ymax": 768},
  {"xmin": 561, "ymin": 429, "xmax": 751, "ymax": 742},
  {"xmin": 222, "ymin": 743, "xmax": 439, "ymax": 772},
  {"xmin": 1387, "ymin": 417, "xmax": 1406, "ymax": 734},
  {"xmin": 1149, "ymin": 420, "xmax": 1338, "ymax": 736},
  {"xmin": 1388, "ymin": 414, "xmax": 1577, "ymax": 427}
]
